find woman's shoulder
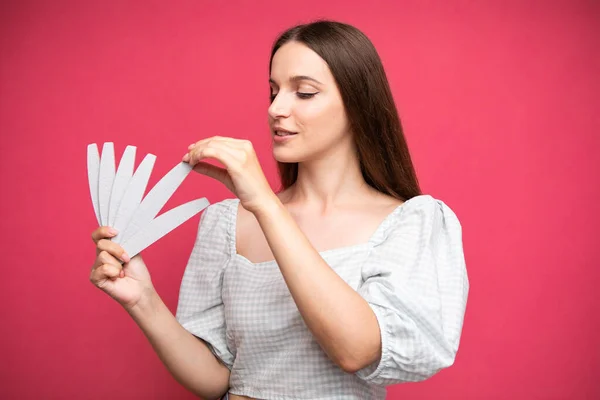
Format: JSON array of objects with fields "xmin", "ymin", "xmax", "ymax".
[
  {"xmin": 371, "ymin": 194, "xmax": 462, "ymax": 245},
  {"xmin": 203, "ymin": 197, "xmax": 239, "ymax": 217},
  {"xmin": 194, "ymin": 198, "xmax": 240, "ymax": 257},
  {"xmin": 198, "ymin": 197, "xmax": 240, "ymax": 237},
  {"xmin": 395, "ymin": 194, "xmax": 459, "ymax": 220}
]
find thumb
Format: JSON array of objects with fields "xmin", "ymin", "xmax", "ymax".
[
  {"xmin": 192, "ymin": 162, "xmax": 234, "ymax": 192},
  {"xmin": 192, "ymin": 161, "xmax": 227, "ymax": 180}
]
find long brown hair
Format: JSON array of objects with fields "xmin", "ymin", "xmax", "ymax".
[{"xmin": 269, "ymin": 20, "xmax": 421, "ymax": 201}]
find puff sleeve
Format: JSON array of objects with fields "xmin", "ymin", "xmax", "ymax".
[
  {"xmin": 175, "ymin": 202, "xmax": 234, "ymax": 369},
  {"xmin": 355, "ymin": 195, "xmax": 469, "ymax": 385}
]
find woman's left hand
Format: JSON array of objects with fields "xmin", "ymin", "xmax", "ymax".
[{"xmin": 182, "ymin": 136, "xmax": 277, "ymax": 214}]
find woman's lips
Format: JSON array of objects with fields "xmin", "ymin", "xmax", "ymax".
[{"xmin": 273, "ymin": 132, "xmax": 298, "ymax": 142}]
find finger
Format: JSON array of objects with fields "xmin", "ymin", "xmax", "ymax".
[
  {"xmin": 91, "ymin": 226, "xmax": 119, "ymax": 244},
  {"xmin": 93, "ymin": 250, "xmax": 121, "ymax": 270},
  {"xmin": 188, "ymin": 137, "xmax": 250, "ymax": 152},
  {"xmin": 218, "ymin": 138, "xmax": 253, "ymax": 150},
  {"xmin": 97, "ymin": 239, "xmax": 131, "ymax": 263},
  {"xmin": 191, "ymin": 161, "xmax": 235, "ymax": 192},
  {"xmin": 207, "ymin": 137, "xmax": 251, "ymax": 149},
  {"xmin": 192, "ymin": 161, "xmax": 228, "ymax": 180},
  {"xmin": 92, "ymin": 251, "xmax": 125, "ymax": 279},
  {"xmin": 96, "ymin": 251, "xmax": 123, "ymax": 269},
  {"xmin": 187, "ymin": 144, "xmax": 242, "ymax": 169},
  {"xmin": 190, "ymin": 136, "xmax": 238, "ymax": 145},
  {"xmin": 181, "ymin": 136, "xmax": 238, "ymax": 165},
  {"xmin": 203, "ymin": 141, "xmax": 246, "ymax": 162},
  {"xmin": 90, "ymin": 263, "xmax": 121, "ymax": 284}
]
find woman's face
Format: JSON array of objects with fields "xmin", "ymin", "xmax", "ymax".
[{"xmin": 268, "ymin": 41, "xmax": 351, "ymax": 163}]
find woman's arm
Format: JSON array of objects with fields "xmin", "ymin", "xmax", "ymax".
[
  {"xmin": 253, "ymin": 198, "xmax": 381, "ymax": 373},
  {"xmin": 181, "ymin": 138, "xmax": 380, "ymax": 372},
  {"xmin": 126, "ymin": 287, "xmax": 230, "ymax": 400}
]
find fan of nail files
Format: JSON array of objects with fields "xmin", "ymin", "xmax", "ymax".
[{"xmin": 87, "ymin": 142, "xmax": 210, "ymax": 260}]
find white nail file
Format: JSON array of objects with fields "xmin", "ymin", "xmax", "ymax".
[
  {"xmin": 121, "ymin": 197, "xmax": 210, "ymax": 258},
  {"xmin": 112, "ymin": 153, "xmax": 156, "ymax": 244},
  {"xmin": 108, "ymin": 145, "xmax": 136, "ymax": 227},
  {"xmin": 118, "ymin": 162, "xmax": 194, "ymax": 245},
  {"xmin": 98, "ymin": 143, "xmax": 116, "ymax": 226},
  {"xmin": 87, "ymin": 144, "xmax": 101, "ymax": 226},
  {"xmin": 88, "ymin": 142, "xmax": 210, "ymax": 259}
]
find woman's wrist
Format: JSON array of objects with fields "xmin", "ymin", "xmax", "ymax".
[
  {"xmin": 251, "ymin": 194, "xmax": 284, "ymax": 219},
  {"xmin": 124, "ymin": 285, "xmax": 160, "ymax": 318}
]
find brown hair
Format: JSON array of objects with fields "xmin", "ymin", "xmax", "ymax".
[{"xmin": 269, "ymin": 20, "xmax": 422, "ymax": 201}]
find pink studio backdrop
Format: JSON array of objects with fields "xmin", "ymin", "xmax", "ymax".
[{"xmin": 1, "ymin": 1, "xmax": 598, "ymax": 399}]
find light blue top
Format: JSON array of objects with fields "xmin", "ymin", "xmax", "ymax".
[{"xmin": 176, "ymin": 195, "xmax": 469, "ymax": 399}]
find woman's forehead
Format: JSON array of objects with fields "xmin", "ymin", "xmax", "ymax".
[{"xmin": 270, "ymin": 42, "xmax": 332, "ymax": 84}]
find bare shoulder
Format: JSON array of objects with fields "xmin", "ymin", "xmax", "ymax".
[
  {"xmin": 368, "ymin": 192, "xmax": 405, "ymax": 214},
  {"xmin": 235, "ymin": 202, "xmax": 257, "ymax": 232},
  {"xmin": 235, "ymin": 201, "xmax": 263, "ymax": 255}
]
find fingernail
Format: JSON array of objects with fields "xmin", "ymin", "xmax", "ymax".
[
  {"xmin": 108, "ymin": 228, "xmax": 118, "ymax": 235},
  {"xmin": 119, "ymin": 270, "xmax": 125, "ymax": 278},
  {"xmin": 182, "ymin": 154, "xmax": 190, "ymax": 162},
  {"xmin": 188, "ymin": 143, "xmax": 195, "ymax": 149},
  {"xmin": 121, "ymin": 252, "xmax": 130, "ymax": 263}
]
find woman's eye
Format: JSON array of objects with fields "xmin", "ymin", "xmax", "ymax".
[
  {"xmin": 269, "ymin": 92, "xmax": 318, "ymax": 102},
  {"xmin": 297, "ymin": 92, "xmax": 317, "ymax": 99}
]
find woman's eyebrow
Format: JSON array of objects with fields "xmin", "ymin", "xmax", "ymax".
[{"xmin": 269, "ymin": 75, "xmax": 324, "ymax": 85}]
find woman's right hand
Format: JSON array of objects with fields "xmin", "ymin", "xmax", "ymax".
[{"xmin": 90, "ymin": 227, "xmax": 155, "ymax": 311}]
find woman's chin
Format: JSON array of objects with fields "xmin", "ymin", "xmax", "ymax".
[{"xmin": 272, "ymin": 148, "xmax": 300, "ymax": 163}]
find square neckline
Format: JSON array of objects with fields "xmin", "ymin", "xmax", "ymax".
[{"xmin": 229, "ymin": 197, "xmax": 407, "ymax": 267}]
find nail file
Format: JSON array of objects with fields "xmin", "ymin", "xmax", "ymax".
[
  {"xmin": 88, "ymin": 142, "xmax": 210, "ymax": 259},
  {"xmin": 108, "ymin": 145, "xmax": 136, "ymax": 227},
  {"xmin": 98, "ymin": 143, "xmax": 116, "ymax": 226},
  {"xmin": 87, "ymin": 144, "xmax": 101, "ymax": 226},
  {"xmin": 118, "ymin": 161, "xmax": 194, "ymax": 245},
  {"xmin": 121, "ymin": 197, "xmax": 210, "ymax": 258},
  {"xmin": 112, "ymin": 153, "xmax": 156, "ymax": 244}
]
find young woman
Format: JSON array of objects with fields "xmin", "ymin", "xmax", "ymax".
[{"xmin": 90, "ymin": 20, "xmax": 469, "ymax": 400}]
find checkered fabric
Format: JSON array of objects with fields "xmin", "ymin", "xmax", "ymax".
[{"xmin": 176, "ymin": 195, "xmax": 469, "ymax": 399}]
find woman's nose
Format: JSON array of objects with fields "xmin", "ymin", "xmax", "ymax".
[{"xmin": 268, "ymin": 93, "xmax": 291, "ymax": 118}]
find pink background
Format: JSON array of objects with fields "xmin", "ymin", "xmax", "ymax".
[{"xmin": 1, "ymin": 1, "xmax": 598, "ymax": 399}]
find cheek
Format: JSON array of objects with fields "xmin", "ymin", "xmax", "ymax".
[{"xmin": 299, "ymin": 100, "xmax": 347, "ymax": 137}]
